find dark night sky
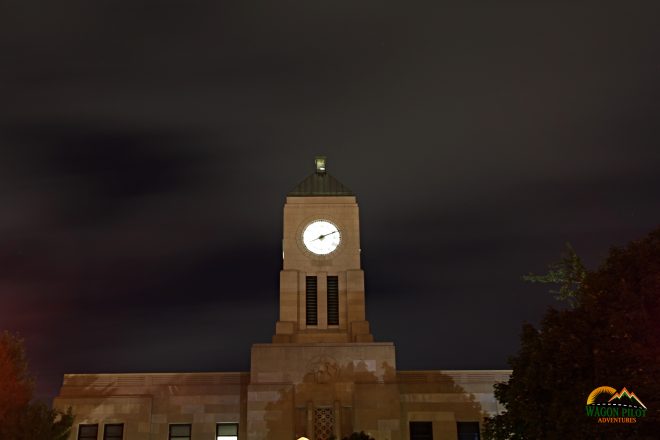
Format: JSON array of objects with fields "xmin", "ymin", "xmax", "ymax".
[{"xmin": 2, "ymin": 2, "xmax": 660, "ymax": 402}]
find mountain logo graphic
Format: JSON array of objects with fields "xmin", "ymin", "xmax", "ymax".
[{"xmin": 585, "ymin": 386, "xmax": 647, "ymax": 423}]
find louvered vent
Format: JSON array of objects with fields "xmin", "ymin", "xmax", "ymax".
[
  {"xmin": 327, "ymin": 275, "xmax": 339, "ymax": 325},
  {"xmin": 306, "ymin": 276, "xmax": 318, "ymax": 325}
]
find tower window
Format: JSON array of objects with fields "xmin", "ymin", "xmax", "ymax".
[
  {"xmin": 327, "ymin": 276, "xmax": 339, "ymax": 325},
  {"xmin": 306, "ymin": 276, "xmax": 318, "ymax": 325}
]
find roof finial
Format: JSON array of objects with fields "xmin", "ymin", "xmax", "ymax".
[{"xmin": 315, "ymin": 155, "xmax": 327, "ymax": 174}]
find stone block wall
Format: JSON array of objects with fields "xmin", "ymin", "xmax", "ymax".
[{"xmin": 54, "ymin": 372, "xmax": 248, "ymax": 440}]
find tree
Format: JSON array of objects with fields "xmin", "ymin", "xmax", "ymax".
[
  {"xmin": 522, "ymin": 242, "xmax": 587, "ymax": 307},
  {"xmin": 0, "ymin": 331, "xmax": 73, "ymax": 439},
  {"xmin": 484, "ymin": 227, "xmax": 660, "ymax": 439},
  {"xmin": 1, "ymin": 402, "xmax": 73, "ymax": 440},
  {"xmin": 0, "ymin": 332, "xmax": 33, "ymax": 424}
]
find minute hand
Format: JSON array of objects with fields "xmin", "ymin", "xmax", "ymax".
[{"xmin": 310, "ymin": 230, "xmax": 338, "ymax": 242}]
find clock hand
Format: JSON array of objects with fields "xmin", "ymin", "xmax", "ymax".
[{"xmin": 310, "ymin": 230, "xmax": 338, "ymax": 242}]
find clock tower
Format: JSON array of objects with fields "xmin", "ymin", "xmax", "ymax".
[
  {"xmin": 248, "ymin": 156, "xmax": 395, "ymax": 440},
  {"xmin": 273, "ymin": 156, "xmax": 374, "ymax": 343}
]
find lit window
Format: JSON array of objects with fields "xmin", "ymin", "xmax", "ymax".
[
  {"xmin": 315, "ymin": 156, "xmax": 326, "ymax": 173},
  {"xmin": 169, "ymin": 424, "xmax": 191, "ymax": 440},
  {"xmin": 104, "ymin": 424, "xmax": 124, "ymax": 440},
  {"xmin": 217, "ymin": 423, "xmax": 238, "ymax": 440},
  {"xmin": 78, "ymin": 424, "xmax": 98, "ymax": 440}
]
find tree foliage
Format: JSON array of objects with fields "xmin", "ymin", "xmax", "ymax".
[
  {"xmin": 0, "ymin": 332, "xmax": 73, "ymax": 439},
  {"xmin": 0, "ymin": 331, "xmax": 33, "ymax": 423},
  {"xmin": 522, "ymin": 242, "xmax": 587, "ymax": 307},
  {"xmin": 484, "ymin": 227, "xmax": 660, "ymax": 439},
  {"xmin": 1, "ymin": 402, "xmax": 74, "ymax": 440}
]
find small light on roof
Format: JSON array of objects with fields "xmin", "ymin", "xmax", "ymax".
[{"xmin": 315, "ymin": 155, "xmax": 327, "ymax": 173}]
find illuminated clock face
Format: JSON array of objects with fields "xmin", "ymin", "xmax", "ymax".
[{"xmin": 302, "ymin": 220, "xmax": 341, "ymax": 255}]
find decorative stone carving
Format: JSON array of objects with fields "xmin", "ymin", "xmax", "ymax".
[{"xmin": 307, "ymin": 356, "xmax": 339, "ymax": 384}]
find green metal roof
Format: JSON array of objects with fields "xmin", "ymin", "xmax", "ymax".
[
  {"xmin": 288, "ymin": 156, "xmax": 354, "ymax": 197},
  {"xmin": 288, "ymin": 171, "xmax": 354, "ymax": 196}
]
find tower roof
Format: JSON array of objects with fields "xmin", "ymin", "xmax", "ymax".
[{"xmin": 287, "ymin": 156, "xmax": 354, "ymax": 197}]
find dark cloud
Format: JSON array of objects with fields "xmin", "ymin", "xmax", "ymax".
[{"xmin": 1, "ymin": 1, "xmax": 659, "ymax": 401}]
